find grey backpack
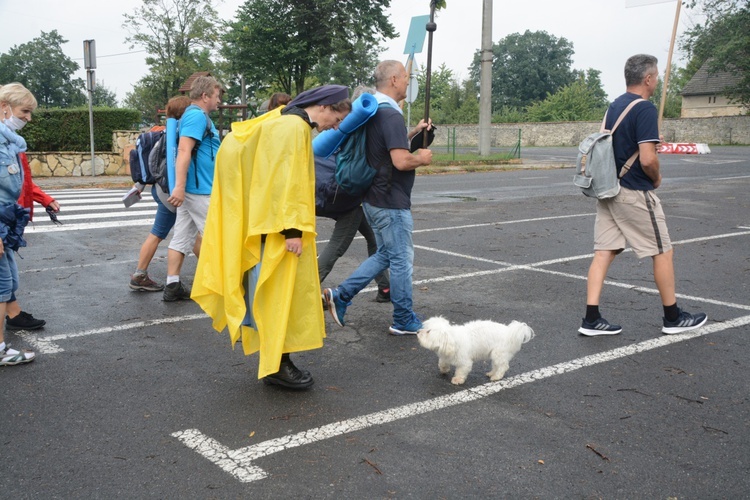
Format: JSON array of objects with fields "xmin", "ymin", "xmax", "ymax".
[{"xmin": 573, "ymin": 98, "xmax": 645, "ymax": 199}]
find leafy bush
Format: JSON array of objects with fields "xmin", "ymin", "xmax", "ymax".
[{"xmin": 20, "ymin": 108, "xmax": 140, "ymax": 151}]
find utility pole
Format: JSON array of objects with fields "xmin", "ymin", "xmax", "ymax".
[
  {"xmin": 478, "ymin": 0, "xmax": 493, "ymax": 156},
  {"xmin": 83, "ymin": 39, "xmax": 97, "ymax": 177}
]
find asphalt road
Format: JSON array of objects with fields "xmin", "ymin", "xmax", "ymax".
[{"xmin": 2, "ymin": 146, "xmax": 748, "ymax": 498}]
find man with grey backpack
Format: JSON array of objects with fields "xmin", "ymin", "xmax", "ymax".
[{"xmin": 578, "ymin": 54, "xmax": 707, "ymax": 337}]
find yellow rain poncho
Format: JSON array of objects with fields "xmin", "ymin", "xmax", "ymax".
[{"xmin": 192, "ymin": 107, "xmax": 325, "ymax": 378}]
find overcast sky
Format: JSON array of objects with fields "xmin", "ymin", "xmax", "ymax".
[{"xmin": 1, "ymin": 0, "xmax": 700, "ymax": 105}]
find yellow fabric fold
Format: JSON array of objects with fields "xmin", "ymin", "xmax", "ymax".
[{"xmin": 192, "ymin": 108, "xmax": 325, "ymax": 379}]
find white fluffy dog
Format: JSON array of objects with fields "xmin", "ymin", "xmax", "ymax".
[{"xmin": 417, "ymin": 316, "xmax": 535, "ymax": 385}]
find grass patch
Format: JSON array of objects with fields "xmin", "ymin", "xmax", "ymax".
[{"xmin": 431, "ymin": 152, "xmax": 520, "ymax": 166}]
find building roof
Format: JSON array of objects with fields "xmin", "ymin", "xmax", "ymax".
[{"xmin": 681, "ymin": 61, "xmax": 742, "ymax": 96}]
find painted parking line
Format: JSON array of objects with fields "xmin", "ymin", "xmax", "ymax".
[
  {"xmin": 19, "ymin": 314, "xmax": 206, "ymax": 354},
  {"xmin": 172, "ymin": 313, "xmax": 750, "ymax": 483},
  {"xmin": 21, "ymin": 229, "xmax": 750, "ymax": 352}
]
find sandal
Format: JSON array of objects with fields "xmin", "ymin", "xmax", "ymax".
[{"xmin": 0, "ymin": 345, "xmax": 36, "ymax": 366}]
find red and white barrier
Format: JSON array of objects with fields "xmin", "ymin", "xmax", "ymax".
[{"xmin": 658, "ymin": 143, "xmax": 711, "ymax": 154}]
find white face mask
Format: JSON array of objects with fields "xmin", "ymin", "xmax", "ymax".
[{"xmin": 2, "ymin": 106, "xmax": 26, "ymax": 131}]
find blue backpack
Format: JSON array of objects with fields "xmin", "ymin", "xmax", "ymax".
[{"xmin": 334, "ymin": 102, "xmax": 389, "ymax": 196}]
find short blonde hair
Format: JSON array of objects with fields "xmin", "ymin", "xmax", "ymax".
[
  {"xmin": 189, "ymin": 76, "xmax": 222, "ymax": 101},
  {"xmin": 0, "ymin": 82, "xmax": 38, "ymax": 110}
]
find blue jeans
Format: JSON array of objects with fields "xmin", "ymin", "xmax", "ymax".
[
  {"xmin": 0, "ymin": 249, "xmax": 18, "ymax": 303},
  {"xmin": 150, "ymin": 186, "xmax": 177, "ymax": 240},
  {"xmin": 338, "ymin": 203, "xmax": 414, "ymax": 327}
]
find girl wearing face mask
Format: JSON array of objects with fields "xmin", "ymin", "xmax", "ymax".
[{"xmin": 0, "ymin": 82, "xmax": 37, "ymax": 366}]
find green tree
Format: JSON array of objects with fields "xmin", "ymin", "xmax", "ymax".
[
  {"xmin": 311, "ymin": 38, "xmax": 382, "ymax": 89},
  {"xmin": 651, "ymin": 64, "xmax": 688, "ymax": 119},
  {"xmin": 469, "ymin": 30, "xmax": 576, "ymax": 110},
  {"xmin": 406, "ymin": 64, "xmax": 479, "ymax": 125},
  {"xmin": 122, "ymin": 0, "xmax": 222, "ymax": 122},
  {"xmin": 0, "ymin": 30, "xmax": 85, "ymax": 107},
  {"xmin": 85, "ymin": 81, "xmax": 120, "ymax": 108},
  {"xmin": 681, "ymin": 0, "xmax": 750, "ymax": 108},
  {"xmin": 525, "ymin": 71, "xmax": 609, "ymax": 122},
  {"xmin": 223, "ymin": 0, "xmax": 395, "ymax": 95}
]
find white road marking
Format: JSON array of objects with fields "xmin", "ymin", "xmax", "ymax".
[
  {"xmin": 39, "ymin": 210, "xmax": 156, "ymax": 221},
  {"xmin": 51, "ymin": 202, "xmax": 157, "ymax": 212},
  {"xmin": 19, "ymin": 314, "xmax": 206, "ymax": 354},
  {"xmin": 19, "ymin": 193, "xmax": 750, "ymax": 482},
  {"xmin": 25, "ymin": 219, "xmax": 154, "ymax": 233},
  {"xmin": 172, "ymin": 314, "xmax": 750, "ymax": 483}
]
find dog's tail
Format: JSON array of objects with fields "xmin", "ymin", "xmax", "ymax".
[{"xmin": 509, "ymin": 321, "xmax": 535, "ymax": 343}]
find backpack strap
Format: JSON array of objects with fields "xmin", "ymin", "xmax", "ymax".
[
  {"xmin": 610, "ymin": 98, "xmax": 645, "ymax": 134},
  {"xmin": 602, "ymin": 98, "xmax": 647, "ymax": 179},
  {"xmin": 180, "ymin": 105, "xmax": 214, "ymax": 189}
]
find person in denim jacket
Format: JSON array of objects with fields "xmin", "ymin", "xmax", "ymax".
[{"xmin": 0, "ymin": 83, "xmax": 36, "ymax": 366}]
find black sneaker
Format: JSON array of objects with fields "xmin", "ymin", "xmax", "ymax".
[
  {"xmin": 163, "ymin": 281, "xmax": 191, "ymax": 302},
  {"xmin": 578, "ymin": 317, "xmax": 622, "ymax": 336},
  {"xmin": 6, "ymin": 311, "xmax": 46, "ymax": 331},
  {"xmin": 662, "ymin": 309, "xmax": 707, "ymax": 334},
  {"xmin": 375, "ymin": 287, "xmax": 390, "ymax": 303}
]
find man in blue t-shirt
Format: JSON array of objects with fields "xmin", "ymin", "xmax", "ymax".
[
  {"xmin": 324, "ymin": 60, "xmax": 433, "ymax": 335},
  {"xmin": 163, "ymin": 75, "xmax": 223, "ymax": 301},
  {"xmin": 579, "ymin": 54, "xmax": 706, "ymax": 336}
]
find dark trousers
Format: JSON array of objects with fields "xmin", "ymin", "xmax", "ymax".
[{"xmin": 318, "ymin": 206, "xmax": 389, "ymax": 290}]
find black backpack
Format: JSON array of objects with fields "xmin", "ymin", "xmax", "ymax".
[
  {"xmin": 129, "ymin": 131, "xmax": 164, "ymax": 185},
  {"xmin": 147, "ymin": 135, "xmax": 170, "ymax": 194}
]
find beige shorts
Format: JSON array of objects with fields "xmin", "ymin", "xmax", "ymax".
[
  {"xmin": 594, "ymin": 186, "xmax": 672, "ymax": 259},
  {"xmin": 168, "ymin": 193, "xmax": 210, "ymax": 255}
]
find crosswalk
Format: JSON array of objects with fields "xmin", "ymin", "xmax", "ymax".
[{"xmin": 25, "ymin": 188, "xmax": 157, "ymax": 233}]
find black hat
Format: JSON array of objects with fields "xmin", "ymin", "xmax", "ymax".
[{"xmin": 288, "ymin": 85, "xmax": 349, "ymax": 108}]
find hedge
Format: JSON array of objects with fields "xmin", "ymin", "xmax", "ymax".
[{"xmin": 20, "ymin": 108, "xmax": 141, "ymax": 152}]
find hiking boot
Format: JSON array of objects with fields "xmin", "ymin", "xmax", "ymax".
[
  {"xmin": 662, "ymin": 309, "xmax": 707, "ymax": 334},
  {"xmin": 129, "ymin": 273, "xmax": 164, "ymax": 292},
  {"xmin": 0, "ymin": 344, "xmax": 35, "ymax": 366},
  {"xmin": 6, "ymin": 311, "xmax": 46, "ymax": 331},
  {"xmin": 323, "ymin": 288, "xmax": 350, "ymax": 327},
  {"xmin": 578, "ymin": 317, "xmax": 622, "ymax": 336},
  {"xmin": 388, "ymin": 315, "xmax": 423, "ymax": 336},
  {"xmin": 262, "ymin": 357, "xmax": 314, "ymax": 390},
  {"xmin": 375, "ymin": 287, "xmax": 391, "ymax": 303},
  {"xmin": 163, "ymin": 281, "xmax": 191, "ymax": 302}
]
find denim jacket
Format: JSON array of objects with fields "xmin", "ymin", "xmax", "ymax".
[{"xmin": 0, "ymin": 121, "xmax": 25, "ymax": 204}]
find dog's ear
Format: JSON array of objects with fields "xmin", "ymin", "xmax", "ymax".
[{"xmin": 438, "ymin": 333, "xmax": 456, "ymax": 358}]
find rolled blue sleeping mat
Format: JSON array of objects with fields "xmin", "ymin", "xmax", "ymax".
[
  {"xmin": 312, "ymin": 93, "xmax": 378, "ymax": 158},
  {"xmin": 166, "ymin": 117, "xmax": 178, "ymax": 193}
]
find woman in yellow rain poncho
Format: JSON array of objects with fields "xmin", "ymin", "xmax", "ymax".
[{"xmin": 193, "ymin": 85, "xmax": 351, "ymax": 389}]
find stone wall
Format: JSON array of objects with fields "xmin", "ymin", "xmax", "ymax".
[
  {"xmin": 26, "ymin": 130, "xmax": 140, "ymax": 177},
  {"xmin": 434, "ymin": 115, "xmax": 750, "ymax": 147},
  {"xmin": 24, "ymin": 117, "xmax": 749, "ymax": 177}
]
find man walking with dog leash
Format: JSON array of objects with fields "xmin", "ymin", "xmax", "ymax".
[{"xmin": 579, "ymin": 54, "xmax": 707, "ymax": 337}]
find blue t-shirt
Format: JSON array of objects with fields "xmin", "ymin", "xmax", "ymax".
[
  {"xmin": 363, "ymin": 107, "xmax": 412, "ymax": 209},
  {"xmin": 179, "ymin": 105, "xmax": 221, "ymax": 195},
  {"xmin": 606, "ymin": 92, "xmax": 660, "ymax": 191}
]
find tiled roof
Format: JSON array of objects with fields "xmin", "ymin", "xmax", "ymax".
[
  {"xmin": 681, "ymin": 61, "xmax": 742, "ymax": 96},
  {"xmin": 178, "ymin": 71, "xmax": 213, "ymax": 94}
]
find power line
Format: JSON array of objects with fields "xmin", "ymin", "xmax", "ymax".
[{"xmin": 72, "ymin": 49, "xmax": 147, "ymax": 61}]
